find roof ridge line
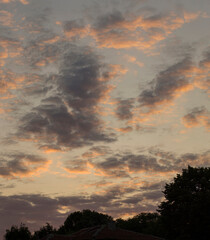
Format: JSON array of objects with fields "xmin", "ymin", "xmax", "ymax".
[{"xmin": 92, "ymin": 225, "xmax": 106, "ymax": 239}]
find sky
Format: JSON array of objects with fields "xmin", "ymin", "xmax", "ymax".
[{"xmin": 0, "ymin": 0, "xmax": 210, "ymax": 237}]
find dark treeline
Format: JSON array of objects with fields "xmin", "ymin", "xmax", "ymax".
[{"xmin": 4, "ymin": 166, "xmax": 210, "ymax": 240}]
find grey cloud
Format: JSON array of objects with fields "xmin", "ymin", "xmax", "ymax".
[
  {"xmin": 182, "ymin": 106, "xmax": 210, "ymax": 129},
  {"xmin": 58, "ymin": 47, "xmax": 111, "ymax": 109},
  {"xmin": 92, "ymin": 153, "xmax": 173, "ymax": 178},
  {"xmin": 0, "ymin": 153, "xmax": 49, "ymax": 178},
  {"xmin": 21, "ymin": 7, "xmax": 51, "ymax": 33},
  {"xmin": 140, "ymin": 181, "xmax": 165, "ymax": 191},
  {"xmin": 17, "ymin": 46, "xmax": 116, "ymax": 150},
  {"xmin": 199, "ymin": 48, "xmax": 210, "ymax": 67},
  {"xmin": 22, "ymin": 38, "xmax": 60, "ymax": 69},
  {"xmin": 93, "ymin": 156, "xmax": 130, "ymax": 178},
  {"xmin": 122, "ymin": 190, "xmax": 163, "ymax": 205},
  {"xmin": 0, "ymin": 183, "xmax": 15, "ymax": 189},
  {"xmin": 138, "ymin": 57, "xmax": 193, "ymax": 108},
  {"xmin": 87, "ymin": 149, "xmax": 210, "ymax": 178},
  {"xmin": 64, "ymin": 159, "xmax": 88, "ymax": 173},
  {"xmin": 94, "ymin": 11, "xmax": 125, "ymax": 29},
  {"xmin": 63, "ymin": 19, "xmax": 85, "ymax": 32},
  {"xmin": 115, "ymin": 98, "xmax": 134, "ymax": 120},
  {"xmin": 142, "ymin": 190, "xmax": 163, "ymax": 200},
  {"xmin": 126, "ymin": 154, "xmax": 164, "ymax": 172}
]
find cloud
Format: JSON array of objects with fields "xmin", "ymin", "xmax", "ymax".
[
  {"xmin": 138, "ymin": 57, "xmax": 194, "ymax": 111},
  {"xmin": 64, "ymin": 152, "xmax": 166, "ymax": 178},
  {"xmin": 65, "ymin": 148, "xmax": 210, "ymax": 178},
  {"xmin": 115, "ymin": 98, "xmax": 135, "ymax": 120},
  {"xmin": 182, "ymin": 106, "xmax": 210, "ymax": 130},
  {"xmin": 63, "ymin": 159, "xmax": 91, "ymax": 174},
  {"xmin": 17, "ymin": 46, "xmax": 118, "ymax": 150},
  {"xmin": 0, "ymin": 10, "xmax": 14, "ymax": 27},
  {"xmin": 63, "ymin": 10, "xmax": 200, "ymax": 50},
  {"xmin": 0, "ymin": 0, "xmax": 28, "ymax": 3},
  {"xmin": 63, "ymin": 19, "xmax": 89, "ymax": 39},
  {"xmin": 82, "ymin": 146, "xmax": 110, "ymax": 159},
  {"xmin": 116, "ymin": 126, "xmax": 133, "ymax": 133},
  {"xmin": 194, "ymin": 48, "xmax": 210, "ymax": 94},
  {"xmin": 0, "ymin": 153, "xmax": 51, "ymax": 179},
  {"xmin": 124, "ymin": 55, "xmax": 144, "ymax": 67},
  {"xmin": 89, "ymin": 10, "xmax": 199, "ymax": 50}
]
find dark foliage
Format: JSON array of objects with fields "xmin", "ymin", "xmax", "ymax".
[
  {"xmin": 116, "ymin": 212, "xmax": 164, "ymax": 237},
  {"xmin": 4, "ymin": 223, "xmax": 32, "ymax": 240},
  {"xmin": 32, "ymin": 223, "xmax": 56, "ymax": 240},
  {"xmin": 57, "ymin": 209, "xmax": 113, "ymax": 234},
  {"xmin": 158, "ymin": 166, "xmax": 210, "ymax": 240}
]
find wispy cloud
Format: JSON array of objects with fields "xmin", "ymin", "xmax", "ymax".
[{"xmin": 182, "ymin": 106, "xmax": 210, "ymax": 130}]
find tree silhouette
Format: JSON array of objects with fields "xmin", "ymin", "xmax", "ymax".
[
  {"xmin": 58, "ymin": 209, "xmax": 113, "ymax": 234},
  {"xmin": 4, "ymin": 223, "xmax": 31, "ymax": 240},
  {"xmin": 158, "ymin": 166, "xmax": 210, "ymax": 240},
  {"xmin": 32, "ymin": 223, "xmax": 56, "ymax": 240},
  {"xmin": 116, "ymin": 212, "xmax": 163, "ymax": 237}
]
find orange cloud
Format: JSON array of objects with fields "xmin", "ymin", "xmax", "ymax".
[
  {"xmin": 0, "ymin": 0, "xmax": 29, "ymax": 4},
  {"xmin": 116, "ymin": 126, "xmax": 133, "ymax": 133},
  {"xmin": 90, "ymin": 11, "xmax": 199, "ymax": 50},
  {"xmin": 62, "ymin": 11, "xmax": 200, "ymax": 51},
  {"xmin": 124, "ymin": 55, "xmax": 144, "ymax": 67},
  {"xmin": 0, "ymin": 154, "xmax": 51, "ymax": 179},
  {"xmin": 19, "ymin": 0, "xmax": 29, "ymax": 4},
  {"xmin": 182, "ymin": 107, "xmax": 210, "ymax": 131},
  {"xmin": 193, "ymin": 56, "xmax": 210, "ymax": 95},
  {"xmin": 0, "ymin": 10, "xmax": 13, "ymax": 26}
]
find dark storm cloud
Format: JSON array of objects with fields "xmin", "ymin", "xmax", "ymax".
[
  {"xmin": 182, "ymin": 106, "xmax": 210, "ymax": 129},
  {"xmin": 17, "ymin": 46, "xmax": 116, "ymax": 150},
  {"xmin": 0, "ymin": 153, "xmax": 50, "ymax": 178},
  {"xmin": 115, "ymin": 98, "xmax": 134, "ymax": 120},
  {"xmin": 138, "ymin": 57, "xmax": 194, "ymax": 108}
]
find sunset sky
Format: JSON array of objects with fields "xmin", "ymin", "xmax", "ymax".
[{"xmin": 0, "ymin": 0, "xmax": 210, "ymax": 237}]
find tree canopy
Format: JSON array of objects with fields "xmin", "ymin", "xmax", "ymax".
[
  {"xmin": 4, "ymin": 223, "xmax": 31, "ymax": 240},
  {"xmin": 58, "ymin": 209, "xmax": 113, "ymax": 234},
  {"xmin": 158, "ymin": 166, "xmax": 210, "ymax": 240},
  {"xmin": 32, "ymin": 223, "xmax": 56, "ymax": 240},
  {"xmin": 116, "ymin": 212, "xmax": 163, "ymax": 237}
]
